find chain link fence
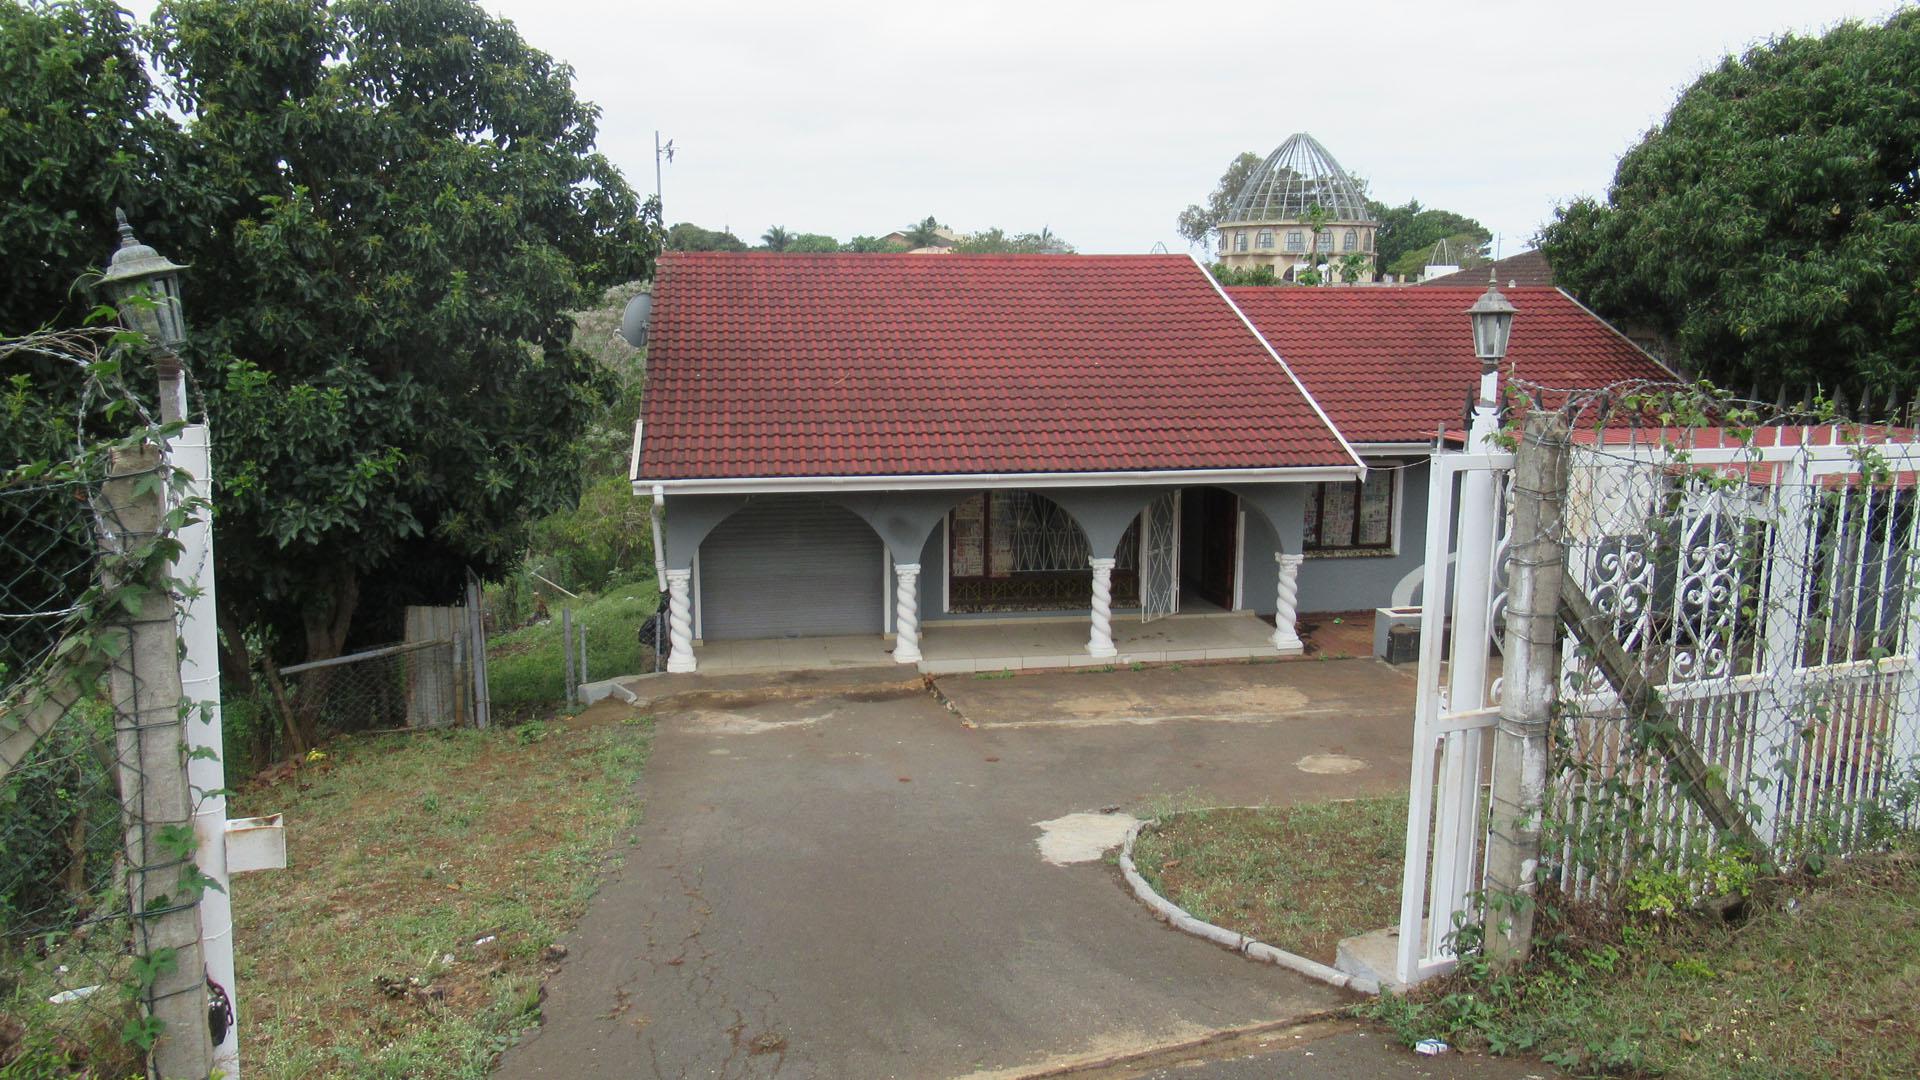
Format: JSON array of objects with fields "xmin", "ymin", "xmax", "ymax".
[
  {"xmin": 3, "ymin": 328, "xmax": 214, "ymax": 1075},
  {"xmin": 0, "ymin": 467, "xmax": 147, "ymax": 1076},
  {"xmin": 277, "ymin": 636, "xmax": 473, "ymax": 735}
]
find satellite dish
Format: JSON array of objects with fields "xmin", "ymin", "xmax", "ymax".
[{"xmin": 620, "ymin": 292, "xmax": 654, "ymax": 348}]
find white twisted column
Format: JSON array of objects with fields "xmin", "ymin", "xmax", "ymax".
[
  {"xmin": 893, "ymin": 562, "xmax": 922, "ymax": 664},
  {"xmin": 1272, "ymin": 552, "xmax": 1304, "ymax": 653},
  {"xmin": 1087, "ymin": 556, "xmax": 1118, "ymax": 658},
  {"xmin": 665, "ymin": 568, "xmax": 696, "ymax": 673}
]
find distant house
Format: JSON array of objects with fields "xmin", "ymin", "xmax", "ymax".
[
  {"xmin": 878, "ymin": 226, "xmax": 964, "ymax": 249},
  {"xmin": 1417, "ymin": 249, "xmax": 1556, "ymax": 288},
  {"xmin": 629, "ymin": 253, "xmax": 1671, "ymax": 672}
]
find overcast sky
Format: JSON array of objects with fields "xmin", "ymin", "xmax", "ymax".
[
  {"xmin": 133, "ymin": 0, "xmax": 1908, "ymax": 254},
  {"xmin": 477, "ymin": 0, "xmax": 1906, "ymax": 255}
]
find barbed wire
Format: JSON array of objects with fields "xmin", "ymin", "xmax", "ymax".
[{"xmin": 2, "ymin": 325, "xmax": 213, "ymax": 1074}]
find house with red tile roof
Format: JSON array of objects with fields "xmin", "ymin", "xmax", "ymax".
[{"xmin": 630, "ymin": 252, "xmax": 1670, "ymax": 673}]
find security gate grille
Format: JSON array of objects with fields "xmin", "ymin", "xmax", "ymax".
[{"xmin": 1140, "ymin": 491, "xmax": 1180, "ymax": 622}]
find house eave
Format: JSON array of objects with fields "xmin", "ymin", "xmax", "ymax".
[
  {"xmin": 1352, "ymin": 440, "xmax": 1442, "ymax": 454},
  {"xmin": 631, "ymin": 463, "xmax": 1365, "ymax": 497}
]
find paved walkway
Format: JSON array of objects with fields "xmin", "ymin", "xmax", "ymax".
[{"xmin": 499, "ymin": 660, "xmax": 1446, "ymax": 1079}]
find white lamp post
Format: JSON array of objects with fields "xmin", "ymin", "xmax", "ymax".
[
  {"xmin": 100, "ymin": 212, "xmax": 252, "ymax": 1077},
  {"xmin": 1431, "ymin": 273, "xmax": 1519, "ymax": 941}
]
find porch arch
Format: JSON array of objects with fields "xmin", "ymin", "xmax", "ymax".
[{"xmin": 1224, "ymin": 482, "xmax": 1309, "ymax": 653}]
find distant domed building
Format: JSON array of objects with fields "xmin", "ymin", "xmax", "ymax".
[{"xmin": 1216, "ymin": 133, "xmax": 1377, "ymax": 280}]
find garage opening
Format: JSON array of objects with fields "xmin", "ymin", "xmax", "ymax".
[{"xmin": 698, "ymin": 496, "xmax": 884, "ymax": 640}]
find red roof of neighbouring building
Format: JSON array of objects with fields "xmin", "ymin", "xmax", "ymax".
[
  {"xmin": 1415, "ymin": 249, "xmax": 1556, "ymax": 288},
  {"xmin": 635, "ymin": 253, "xmax": 1357, "ymax": 481},
  {"xmin": 1226, "ymin": 286, "xmax": 1675, "ymax": 444}
]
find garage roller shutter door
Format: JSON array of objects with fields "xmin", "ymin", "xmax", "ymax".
[{"xmin": 700, "ymin": 496, "xmax": 884, "ymax": 640}]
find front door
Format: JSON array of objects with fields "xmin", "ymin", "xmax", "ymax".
[
  {"xmin": 1140, "ymin": 492, "xmax": 1180, "ymax": 622},
  {"xmin": 1190, "ymin": 489, "xmax": 1238, "ymax": 609}
]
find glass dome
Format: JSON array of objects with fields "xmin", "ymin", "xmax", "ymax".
[{"xmin": 1224, "ymin": 133, "xmax": 1374, "ymax": 225}]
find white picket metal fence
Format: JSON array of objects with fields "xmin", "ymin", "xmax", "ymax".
[
  {"xmin": 1552, "ymin": 430, "xmax": 1920, "ymax": 894},
  {"xmin": 1397, "ymin": 406, "xmax": 1920, "ymax": 987}
]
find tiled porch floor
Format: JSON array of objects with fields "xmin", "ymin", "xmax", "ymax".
[{"xmin": 687, "ymin": 611, "xmax": 1286, "ymax": 676}]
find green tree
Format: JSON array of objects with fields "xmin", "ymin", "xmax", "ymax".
[
  {"xmin": 953, "ymin": 226, "xmax": 1076, "ymax": 254},
  {"xmin": 123, "ymin": 0, "xmax": 657, "ymax": 681},
  {"xmin": 1207, "ymin": 263, "xmax": 1279, "ymax": 287},
  {"xmin": 902, "ymin": 215, "xmax": 945, "ymax": 248},
  {"xmin": 760, "ymin": 225, "xmax": 792, "ymax": 251},
  {"xmin": 1538, "ymin": 11, "xmax": 1920, "ymax": 396},
  {"xmin": 0, "ymin": 0, "xmax": 177, "ymax": 333},
  {"xmin": 1368, "ymin": 199, "xmax": 1491, "ymax": 278},
  {"xmin": 783, "ymin": 232, "xmax": 840, "ymax": 253},
  {"xmin": 665, "ymin": 222, "xmax": 748, "ymax": 251},
  {"xmin": 1176, "ymin": 151, "xmax": 1263, "ymax": 249},
  {"xmin": 1386, "ymin": 230, "xmax": 1490, "ymax": 280},
  {"xmin": 843, "ymin": 234, "xmax": 908, "ymax": 253}
]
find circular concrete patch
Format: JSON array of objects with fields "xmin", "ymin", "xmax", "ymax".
[{"xmin": 1294, "ymin": 753, "xmax": 1367, "ymax": 775}]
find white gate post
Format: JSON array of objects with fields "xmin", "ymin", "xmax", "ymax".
[
  {"xmin": 1430, "ymin": 412, "xmax": 1504, "ymax": 935},
  {"xmin": 1894, "ymin": 464, "xmax": 1920, "ymax": 767},
  {"xmin": 665, "ymin": 569, "xmax": 697, "ymax": 673},
  {"xmin": 1272, "ymin": 552, "xmax": 1304, "ymax": 653},
  {"xmin": 1087, "ymin": 557, "xmax": 1118, "ymax": 658},
  {"xmin": 169, "ymin": 422, "xmax": 239, "ymax": 1075},
  {"xmin": 1754, "ymin": 455, "xmax": 1816, "ymax": 843},
  {"xmin": 893, "ymin": 563, "xmax": 922, "ymax": 664}
]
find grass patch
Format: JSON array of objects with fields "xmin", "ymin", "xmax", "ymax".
[
  {"xmin": 228, "ymin": 703, "xmax": 652, "ymax": 1078},
  {"xmin": 1129, "ymin": 796, "xmax": 1406, "ymax": 963},
  {"xmin": 486, "ymin": 579, "xmax": 658, "ymax": 714},
  {"xmin": 1362, "ymin": 849, "xmax": 1920, "ymax": 1078}
]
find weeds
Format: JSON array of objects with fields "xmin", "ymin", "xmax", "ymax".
[
  {"xmin": 1362, "ymin": 847, "xmax": 1920, "ymax": 1078},
  {"xmin": 1130, "ymin": 797, "xmax": 1406, "ymax": 962},
  {"xmin": 229, "ymin": 705, "xmax": 653, "ymax": 1077}
]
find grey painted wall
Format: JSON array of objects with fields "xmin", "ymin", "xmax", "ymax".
[
  {"xmin": 660, "ymin": 464, "xmax": 1440, "ymax": 632},
  {"xmin": 1296, "ymin": 458, "xmax": 1429, "ymax": 613}
]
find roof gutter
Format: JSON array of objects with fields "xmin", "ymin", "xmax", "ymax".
[{"xmin": 629, "ymin": 463, "xmax": 1363, "ymax": 497}]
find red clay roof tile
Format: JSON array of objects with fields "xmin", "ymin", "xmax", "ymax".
[
  {"xmin": 1225, "ymin": 286, "xmax": 1674, "ymax": 444},
  {"xmin": 637, "ymin": 253, "xmax": 1355, "ymax": 481}
]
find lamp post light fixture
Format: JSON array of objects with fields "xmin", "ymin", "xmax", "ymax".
[
  {"xmin": 99, "ymin": 208, "xmax": 190, "ymax": 420},
  {"xmin": 1463, "ymin": 271, "xmax": 1517, "ymax": 450},
  {"xmin": 1467, "ymin": 273, "xmax": 1517, "ymax": 370}
]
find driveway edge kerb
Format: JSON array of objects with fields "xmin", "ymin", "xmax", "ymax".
[{"xmin": 1118, "ymin": 818, "xmax": 1379, "ymax": 995}]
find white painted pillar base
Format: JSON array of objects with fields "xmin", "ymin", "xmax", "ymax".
[
  {"xmin": 1272, "ymin": 552, "xmax": 1305, "ymax": 653},
  {"xmin": 893, "ymin": 563, "xmax": 922, "ymax": 663},
  {"xmin": 665, "ymin": 568, "xmax": 696, "ymax": 673},
  {"xmin": 1088, "ymin": 557, "xmax": 1118, "ymax": 658}
]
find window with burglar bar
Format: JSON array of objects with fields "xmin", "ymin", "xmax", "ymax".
[{"xmin": 1304, "ymin": 465, "xmax": 1396, "ymax": 552}]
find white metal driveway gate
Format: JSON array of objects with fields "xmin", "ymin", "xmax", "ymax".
[
  {"xmin": 1396, "ymin": 448, "xmax": 1513, "ymax": 986},
  {"xmin": 1397, "ymin": 432, "xmax": 1920, "ymax": 987}
]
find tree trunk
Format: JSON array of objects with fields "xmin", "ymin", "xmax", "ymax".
[
  {"xmin": 215, "ymin": 596, "xmax": 277, "ymax": 770},
  {"xmin": 291, "ymin": 568, "xmax": 360, "ymax": 751},
  {"xmin": 216, "ymin": 596, "xmax": 255, "ymax": 697}
]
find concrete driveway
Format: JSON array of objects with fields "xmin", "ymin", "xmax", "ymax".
[{"xmin": 497, "ymin": 659, "xmax": 1425, "ymax": 1079}]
